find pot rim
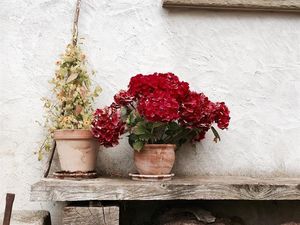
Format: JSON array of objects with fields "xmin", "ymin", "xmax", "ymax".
[
  {"xmin": 143, "ymin": 144, "xmax": 176, "ymax": 148},
  {"xmin": 54, "ymin": 129, "xmax": 95, "ymax": 140}
]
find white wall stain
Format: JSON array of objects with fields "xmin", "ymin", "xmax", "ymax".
[{"xmin": 1, "ymin": 0, "xmax": 300, "ymax": 223}]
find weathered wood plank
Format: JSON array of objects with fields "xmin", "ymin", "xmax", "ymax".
[
  {"xmin": 63, "ymin": 206, "xmax": 119, "ymax": 225},
  {"xmin": 0, "ymin": 211, "xmax": 51, "ymax": 225},
  {"xmin": 162, "ymin": 0, "xmax": 300, "ymax": 12},
  {"xmin": 30, "ymin": 176, "xmax": 300, "ymax": 201}
]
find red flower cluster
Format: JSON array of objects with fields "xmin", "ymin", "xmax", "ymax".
[
  {"xmin": 91, "ymin": 104, "xmax": 125, "ymax": 147},
  {"xmin": 179, "ymin": 92, "xmax": 230, "ymax": 140},
  {"xmin": 114, "ymin": 90, "xmax": 135, "ymax": 106},
  {"xmin": 128, "ymin": 73, "xmax": 189, "ymax": 101},
  {"xmin": 214, "ymin": 102, "xmax": 230, "ymax": 129},
  {"xmin": 138, "ymin": 91, "xmax": 179, "ymax": 122},
  {"xmin": 92, "ymin": 72, "xmax": 230, "ymax": 146},
  {"xmin": 127, "ymin": 73, "xmax": 190, "ymax": 122},
  {"xmin": 179, "ymin": 92, "xmax": 215, "ymax": 128}
]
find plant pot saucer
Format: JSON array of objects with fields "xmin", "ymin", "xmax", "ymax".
[
  {"xmin": 53, "ymin": 171, "xmax": 97, "ymax": 179},
  {"xmin": 129, "ymin": 173, "xmax": 174, "ymax": 181}
]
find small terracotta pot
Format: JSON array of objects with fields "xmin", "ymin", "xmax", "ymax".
[
  {"xmin": 134, "ymin": 144, "xmax": 176, "ymax": 175},
  {"xmin": 54, "ymin": 129, "xmax": 99, "ymax": 172}
]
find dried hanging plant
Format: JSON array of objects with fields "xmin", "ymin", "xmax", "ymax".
[{"xmin": 37, "ymin": 0, "xmax": 101, "ymax": 160}]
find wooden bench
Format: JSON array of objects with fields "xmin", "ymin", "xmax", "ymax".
[
  {"xmin": 30, "ymin": 176, "xmax": 300, "ymax": 224},
  {"xmin": 31, "ymin": 176, "xmax": 300, "ymax": 201}
]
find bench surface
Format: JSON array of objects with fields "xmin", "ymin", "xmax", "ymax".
[{"xmin": 30, "ymin": 176, "xmax": 300, "ymax": 201}]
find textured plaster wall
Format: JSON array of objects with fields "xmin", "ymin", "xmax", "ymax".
[{"xmin": 0, "ymin": 0, "xmax": 300, "ymax": 224}]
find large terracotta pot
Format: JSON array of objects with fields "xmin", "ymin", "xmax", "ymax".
[
  {"xmin": 134, "ymin": 144, "xmax": 176, "ymax": 175},
  {"xmin": 54, "ymin": 129, "xmax": 99, "ymax": 172}
]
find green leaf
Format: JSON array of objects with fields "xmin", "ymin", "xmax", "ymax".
[
  {"xmin": 138, "ymin": 133, "xmax": 151, "ymax": 141},
  {"xmin": 121, "ymin": 107, "xmax": 128, "ymax": 122},
  {"xmin": 211, "ymin": 126, "xmax": 221, "ymax": 143},
  {"xmin": 133, "ymin": 122, "xmax": 147, "ymax": 135},
  {"xmin": 128, "ymin": 134, "xmax": 137, "ymax": 147},
  {"xmin": 168, "ymin": 122, "xmax": 180, "ymax": 130},
  {"xmin": 133, "ymin": 126, "xmax": 146, "ymax": 135},
  {"xmin": 152, "ymin": 122, "xmax": 164, "ymax": 128},
  {"xmin": 133, "ymin": 141, "xmax": 144, "ymax": 151},
  {"xmin": 126, "ymin": 111, "xmax": 134, "ymax": 125}
]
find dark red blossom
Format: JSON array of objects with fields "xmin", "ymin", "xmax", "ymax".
[
  {"xmin": 137, "ymin": 91, "xmax": 179, "ymax": 122},
  {"xmin": 214, "ymin": 102, "xmax": 230, "ymax": 129},
  {"xmin": 179, "ymin": 92, "xmax": 216, "ymax": 129},
  {"xmin": 91, "ymin": 104, "xmax": 125, "ymax": 147},
  {"xmin": 114, "ymin": 90, "xmax": 135, "ymax": 106},
  {"xmin": 128, "ymin": 73, "xmax": 190, "ymax": 101}
]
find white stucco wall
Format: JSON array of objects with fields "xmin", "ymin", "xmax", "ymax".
[{"xmin": 1, "ymin": 0, "xmax": 300, "ymax": 223}]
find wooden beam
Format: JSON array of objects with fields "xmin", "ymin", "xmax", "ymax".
[
  {"xmin": 162, "ymin": 0, "xmax": 300, "ymax": 12},
  {"xmin": 31, "ymin": 176, "xmax": 300, "ymax": 201}
]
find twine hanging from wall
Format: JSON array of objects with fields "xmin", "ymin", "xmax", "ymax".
[{"xmin": 72, "ymin": 0, "xmax": 82, "ymax": 46}]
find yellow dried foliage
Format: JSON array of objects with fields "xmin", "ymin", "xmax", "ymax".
[{"xmin": 37, "ymin": 44, "xmax": 101, "ymax": 160}]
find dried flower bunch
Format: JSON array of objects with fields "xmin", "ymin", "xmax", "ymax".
[
  {"xmin": 38, "ymin": 44, "xmax": 101, "ymax": 159},
  {"xmin": 92, "ymin": 73, "xmax": 230, "ymax": 151}
]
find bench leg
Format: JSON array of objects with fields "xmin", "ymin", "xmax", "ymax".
[{"xmin": 63, "ymin": 205, "xmax": 119, "ymax": 225}]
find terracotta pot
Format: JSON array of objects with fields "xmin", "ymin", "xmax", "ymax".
[
  {"xmin": 134, "ymin": 144, "xmax": 176, "ymax": 175},
  {"xmin": 54, "ymin": 129, "xmax": 99, "ymax": 172}
]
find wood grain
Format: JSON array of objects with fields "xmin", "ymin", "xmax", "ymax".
[
  {"xmin": 0, "ymin": 211, "xmax": 51, "ymax": 225},
  {"xmin": 30, "ymin": 176, "xmax": 300, "ymax": 201},
  {"xmin": 63, "ymin": 206, "xmax": 119, "ymax": 225},
  {"xmin": 162, "ymin": 0, "xmax": 300, "ymax": 12}
]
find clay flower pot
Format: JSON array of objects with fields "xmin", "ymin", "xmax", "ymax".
[
  {"xmin": 134, "ymin": 144, "xmax": 176, "ymax": 175},
  {"xmin": 54, "ymin": 129, "xmax": 99, "ymax": 172}
]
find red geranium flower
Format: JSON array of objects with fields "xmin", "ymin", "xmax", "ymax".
[
  {"xmin": 91, "ymin": 104, "xmax": 125, "ymax": 147},
  {"xmin": 214, "ymin": 102, "xmax": 230, "ymax": 129},
  {"xmin": 128, "ymin": 73, "xmax": 190, "ymax": 101},
  {"xmin": 179, "ymin": 92, "xmax": 216, "ymax": 129},
  {"xmin": 114, "ymin": 90, "xmax": 135, "ymax": 106},
  {"xmin": 137, "ymin": 90, "xmax": 179, "ymax": 122}
]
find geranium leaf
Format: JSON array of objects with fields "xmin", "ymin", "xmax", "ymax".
[
  {"xmin": 126, "ymin": 111, "xmax": 135, "ymax": 125},
  {"xmin": 138, "ymin": 133, "xmax": 151, "ymax": 141},
  {"xmin": 121, "ymin": 107, "xmax": 128, "ymax": 122},
  {"xmin": 133, "ymin": 141, "xmax": 144, "ymax": 151},
  {"xmin": 128, "ymin": 134, "xmax": 137, "ymax": 147},
  {"xmin": 168, "ymin": 122, "xmax": 180, "ymax": 130},
  {"xmin": 133, "ymin": 125, "xmax": 146, "ymax": 135},
  {"xmin": 152, "ymin": 122, "xmax": 164, "ymax": 128},
  {"xmin": 211, "ymin": 126, "xmax": 221, "ymax": 143}
]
